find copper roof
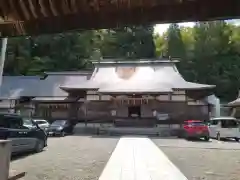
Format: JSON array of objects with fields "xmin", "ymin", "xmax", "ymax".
[
  {"xmin": 0, "ymin": 76, "xmax": 40, "ymax": 99},
  {"xmin": 0, "ymin": 73, "xmax": 90, "ymax": 99},
  {"xmin": 0, "ymin": 0, "xmax": 239, "ymax": 37},
  {"xmin": 61, "ymin": 60, "xmax": 215, "ymax": 94}
]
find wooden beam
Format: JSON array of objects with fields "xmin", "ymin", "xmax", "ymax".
[
  {"xmin": 0, "ymin": 0, "xmax": 240, "ymax": 37},
  {"xmin": 61, "ymin": 0, "xmax": 71, "ymax": 14},
  {"xmin": 18, "ymin": 21, "xmax": 26, "ymax": 35},
  {"xmin": 8, "ymin": 0, "xmax": 22, "ymax": 21},
  {"xmin": 70, "ymin": 0, "xmax": 78, "ymax": 13},
  {"xmin": 27, "ymin": 0, "xmax": 38, "ymax": 18},
  {"xmin": 38, "ymin": 0, "xmax": 48, "ymax": 17},
  {"xmin": 19, "ymin": 0, "xmax": 31, "ymax": 20},
  {"xmin": 49, "ymin": 0, "xmax": 58, "ymax": 16},
  {"xmin": 0, "ymin": 0, "xmax": 8, "ymax": 19}
]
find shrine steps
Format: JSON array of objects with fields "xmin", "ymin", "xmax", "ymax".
[{"xmin": 98, "ymin": 127, "xmax": 173, "ymax": 137}]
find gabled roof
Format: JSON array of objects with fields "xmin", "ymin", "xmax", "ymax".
[
  {"xmin": 0, "ymin": 72, "xmax": 91, "ymax": 99},
  {"xmin": 0, "ymin": 76, "xmax": 40, "ymax": 99},
  {"xmin": 33, "ymin": 74, "xmax": 90, "ymax": 97},
  {"xmin": 61, "ymin": 60, "xmax": 215, "ymax": 94}
]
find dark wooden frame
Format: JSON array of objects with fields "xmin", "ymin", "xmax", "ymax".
[{"xmin": 0, "ymin": 0, "xmax": 239, "ymax": 37}]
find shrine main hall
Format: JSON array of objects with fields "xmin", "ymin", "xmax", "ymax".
[{"xmin": 0, "ymin": 59, "xmax": 215, "ymax": 127}]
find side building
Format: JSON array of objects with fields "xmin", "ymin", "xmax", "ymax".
[{"xmin": 227, "ymin": 92, "xmax": 240, "ymax": 118}]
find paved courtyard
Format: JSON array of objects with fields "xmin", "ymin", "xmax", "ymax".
[
  {"xmin": 153, "ymin": 138, "xmax": 240, "ymax": 180},
  {"xmin": 10, "ymin": 136, "xmax": 118, "ymax": 180},
  {"xmin": 10, "ymin": 136, "xmax": 240, "ymax": 180}
]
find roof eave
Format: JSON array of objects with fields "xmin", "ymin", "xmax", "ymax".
[
  {"xmin": 60, "ymin": 86, "xmax": 99, "ymax": 92},
  {"xmin": 98, "ymin": 90, "xmax": 172, "ymax": 95}
]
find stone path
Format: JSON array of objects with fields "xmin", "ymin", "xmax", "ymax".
[{"xmin": 99, "ymin": 137, "xmax": 188, "ymax": 180}]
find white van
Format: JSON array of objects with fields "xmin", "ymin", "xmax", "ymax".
[{"xmin": 208, "ymin": 117, "xmax": 240, "ymax": 141}]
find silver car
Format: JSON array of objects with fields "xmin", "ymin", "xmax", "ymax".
[{"xmin": 33, "ymin": 119, "xmax": 50, "ymax": 131}]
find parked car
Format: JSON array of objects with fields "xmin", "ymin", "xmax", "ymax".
[
  {"xmin": 47, "ymin": 120, "xmax": 74, "ymax": 137},
  {"xmin": 179, "ymin": 120, "xmax": 210, "ymax": 141},
  {"xmin": 208, "ymin": 117, "xmax": 240, "ymax": 141},
  {"xmin": 23, "ymin": 118, "xmax": 36, "ymax": 129},
  {"xmin": 33, "ymin": 119, "xmax": 50, "ymax": 131},
  {"xmin": 0, "ymin": 113, "xmax": 47, "ymax": 154}
]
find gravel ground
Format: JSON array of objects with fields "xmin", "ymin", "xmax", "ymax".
[
  {"xmin": 10, "ymin": 136, "xmax": 119, "ymax": 180},
  {"xmin": 153, "ymin": 138, "xmax": 240, "ymax": 180},
  {"xmin": 10, "ymin": 136, "xmax": 240, "ymax": 180}
]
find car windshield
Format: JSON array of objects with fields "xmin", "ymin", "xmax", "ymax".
[
  {"xmin": 52, "ymin": 120, "xmax": 66, "ymax": 126},
  {"xmin": 186, "ymin": 121, "xmax": 206, "ymax": 126},
  {"xmin": 23, "ymin": 119, "xmax": 33, "ymax": 126},
  {"xmin": 35, "ymin": 120, "xmax": 47, "ymax": 125}
]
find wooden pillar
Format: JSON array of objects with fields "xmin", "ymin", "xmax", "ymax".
[
  {"xmin": 68, "ymin": 102, "xmax": 79, "ymax": 123},
  {"xmin": 231, "ymin": 107, "xmax": 236, "ymax": 117},
  {"xmin": 83, "ymin": 101, "xmax": 88, "ymax": 127},
  {"xmin": 111, "ymin": 95, "xmax": 117, "ymax": 125}
]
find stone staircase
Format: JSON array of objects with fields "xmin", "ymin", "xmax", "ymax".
[{"xmin": 98, "ymin": 127, "xmax": 174, "ymax": 137}]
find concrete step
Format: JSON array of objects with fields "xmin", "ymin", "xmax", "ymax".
[{"xmin": 99, "ymin": 127, "xmax": 172, "ymax": 137}]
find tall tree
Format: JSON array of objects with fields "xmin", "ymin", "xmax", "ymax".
[
  {"xmin": 99, "ymin": 25, "xmax": 156, "ymax": 59},
  {"xmin": 166, "ymin": 23, "xmax": 186, "ymax": 58},
  {"xmin": 154, "ymin": 33, "xmax": 167, "ymax": 57},
  {"xmin": 191, "ymin": 21, "xmax": 240, "ymax": 100}
]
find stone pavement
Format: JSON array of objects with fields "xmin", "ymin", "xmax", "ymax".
[{"xmin": 99, "ymin": 137, "xmax": 188, "ymax": 180}]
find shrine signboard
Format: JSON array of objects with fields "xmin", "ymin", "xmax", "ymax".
[{"xmin": 111, "ymin": 97, "xmax": 150, "ymax": 105}]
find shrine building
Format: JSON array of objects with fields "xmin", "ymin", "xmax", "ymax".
[{"xmin": 0, "ymin": 59, "xmax": 215, "ymax": 127}]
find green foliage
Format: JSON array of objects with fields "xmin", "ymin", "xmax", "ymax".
[
  {"xmin": 166, "ymin": 23, "xmax": 186, "ymax": 58},
  {"xmin": 3, "ymin": 22, "xmax": 240, "ymax": 101},
  {"xmin": 158, "ymin": 21, "xmax": 240, "ymax": 101}
]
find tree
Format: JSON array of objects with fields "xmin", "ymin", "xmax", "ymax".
[
  {"xmin": 191, "ymin": 21, "xmax": 240, "ymax": 100},
  {"xmin": 99, "ymin": 25, "xmax": 156, "ymax": 59},
  {"xmin": 4, "ymin": 22, "xmax": 240, "ymax": 101},
  {"xmin": 166, "ymin": 23, "xmax": 186, "ymax": 58},
  {"xmin": 154, "ymin": 33, "xmax": 167, "ymax": 57}
]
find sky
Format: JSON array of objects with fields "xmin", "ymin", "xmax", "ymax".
[{"xmin": 154, "ymin": 19, "xmax": 240, "ymax": 35}]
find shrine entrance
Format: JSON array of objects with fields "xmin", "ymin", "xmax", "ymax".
[
  {"xmin": 111, "ymin": 96, "xmax": 157, "ymax": 127},
  {"xmin": 128, "ymin": 106, "xmax": 141, "ymax": 118}
]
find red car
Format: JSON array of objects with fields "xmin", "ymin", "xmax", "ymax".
[{"xmin": 180, "ymin": 120, "xmax": 210, "ymax": 141}]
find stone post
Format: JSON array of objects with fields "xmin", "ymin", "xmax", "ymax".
[{"xmin": 0, "ymin": 140, "xmax": 11, "ymax": 180}]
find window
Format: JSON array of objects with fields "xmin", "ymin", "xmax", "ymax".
[
  {"xmin": 52, "ymin": 120, "xmax": 67, "ymax": 126},
  {"xmin": 210, "ymin": 120, "xmax": 219, "ymax": 125},
  {"xmin": 184, "ymin": 121, "xmax": 206, "ymax": 126},
  {"xmin": 190, "ymin": 122, "xmax": 206, "ymax": 126},
  {"xmin": 0, "ymin": 117, "xmax": 8, "ymax": 128},
  {"xmin": 4, "ymin": 116, "xmax": 23, "ymax": 129},
  {"xmin": 221, "ymin": 120, "xmax": 239, "ymax": 128},
  {"xmin": 35, "ymin": 120, "xmax": 46, "ymax": 125},
  {"xmin": 23, "ymin": 119, "xmax": 33, "ymax": 126}
]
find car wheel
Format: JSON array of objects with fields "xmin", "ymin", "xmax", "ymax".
[
  {"xmin": 204, "ymin": 136, "xmax": 210, "ymax": 141},
  {"xmin": 35, "ymin": 139, "xmax": 44, "ymax": 153},
  {"xmin": 185, "ymin": 134, "xmax": 190, "ymax": 140},
  {"xmin": 60, "ymin": 131, "xmax": 65, "ymax": 137},
  {"xmin": 216, "ymin": 132, "xmax": 221, "ymax": 141},
  {"xmin": 235, "ymin": 138, "xmax": 239, "ymax": 142}
]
